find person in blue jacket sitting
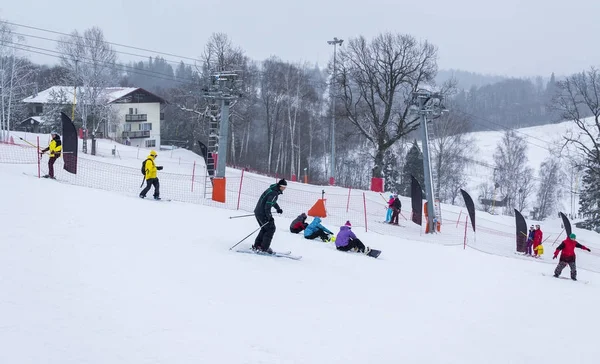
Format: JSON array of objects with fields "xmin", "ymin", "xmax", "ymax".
[{"xmin": 304, "ymin": 217, "xmax": 333, "ymax": 242}]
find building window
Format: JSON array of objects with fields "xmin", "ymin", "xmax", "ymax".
[
  {"xmin": 124, "ymin": 124, "xmax": 132, "ymax": 132},
  {"xmin": 129, "ymin": 108, "xmax": 133, "ymax": 114},
  {"xmin": 109, "ymin": 124, "xmax": 117, "ymax": 133},
  {"xmin": 35, "ymin": 105, "xmax": 43, "ymax": 114},
  {"xmin": 145, "ymin": 140, "xmax": 156, "ymax": 148},
  {"xmin": 139, "ymin": 123, "xmax": 152, "ymax": 131}
]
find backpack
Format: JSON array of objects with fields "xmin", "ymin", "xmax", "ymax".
[{"xmin": 141, "ymin": 158, "xmax": 151, "ymax": 175}]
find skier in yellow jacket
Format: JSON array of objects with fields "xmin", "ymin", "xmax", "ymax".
[
  {"xmin": 40, "ymin": 131, "xmax": 62, "ymax": 179},
  {"xmin": 139, "ymin": 150, "xmax": 163, "ymax": 200}
]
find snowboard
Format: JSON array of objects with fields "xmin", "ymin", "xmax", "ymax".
[
  {"xmin": 379, "ymin": 221, "xmax": 405, "ymax": 227},
  {"xmin": 235, "ymin": 247, "xmax": 302, "ymax": 260},
  {"xmin": 366, "ymin": 248, "xmax": 382, "ymax": 258},
  {"xmin": 541, "ymin": 273, "xmax": 588, "ymax": 284},
  {"xmin": 139, "ymin": 196, "xmax": 171, "ymax": 202}
]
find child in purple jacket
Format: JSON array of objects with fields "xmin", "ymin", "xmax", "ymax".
[{"xmin": 335, "ymin": 221, "xmax": 369, "ymax": 254}]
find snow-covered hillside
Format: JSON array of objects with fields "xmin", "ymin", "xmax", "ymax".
[
  {"xmin": 1, "ymin": 162, "xmax": 600, "ymax": 364},
  {"xmin": 2, "ymin": 126, "xmax": 600, "ymax": 274},
  {"xmin": 462, "ymin": 120, "xmax": 580, "ymax": 216}
]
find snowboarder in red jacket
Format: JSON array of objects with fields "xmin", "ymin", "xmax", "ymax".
[{"xmin": 553, "ymin": 233, "xmax": 591, "ymax": 281}]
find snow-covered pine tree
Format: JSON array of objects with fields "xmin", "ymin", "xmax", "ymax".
[
  {"xmin": 400, "ymin": 140, "xmax": 424, "ymax": 197},
  {"xmin": 578, "ymin": 160, "xmax": 600, "ymax": 230},
  {"xmin": 383, "ymin": 150, "xmax": 401, "ymax": 193}
]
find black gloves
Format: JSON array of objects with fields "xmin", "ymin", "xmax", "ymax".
[
  {"xmin": 157, "ymin": 166, "xmax": 163, "ymax": 170},
  {"xmin": 276, "ymin": 207, "xmax": 283, "ymax": 214}
]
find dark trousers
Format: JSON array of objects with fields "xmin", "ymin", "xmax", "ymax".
[
  {"xmin": 140, "ymin": 178, "xmax": 160, "ymax": 197},
  {"xmin": 525, "ymin": 239, "xmax": 533, "ymax": 255},
  {"xmin": 48, "ymin": 156, "xmax": 58, "ymax": 178},
  {"xmin": 390, "ymin": 208, "xmax": 400, "ymax": 225},
  {"xmin": 555, "ymin": 260, "xmax": 577, "ymax": 279},
  {"xmin": 337, "ymin": 238, "xmax": 366, "ymax": 253},
  {"xmin": 254, "ymin": 216, "xmax": 276, "ymax": 250},
  {"xmin": 305, "ymin": 228, "xmax": 330, "ymax": 241}
]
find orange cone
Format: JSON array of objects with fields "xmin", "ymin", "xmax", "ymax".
[{"xmin": 307, "ymin": 199, "xmax": 327, "ymax": 218}]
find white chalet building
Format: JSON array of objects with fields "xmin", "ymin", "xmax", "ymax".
[{"xmin": 22, "ymin": 86, "xmax": 167, "ymax": 148}]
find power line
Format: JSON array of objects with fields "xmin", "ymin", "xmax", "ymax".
[
  {"xmin": 457, "ymin": 109, "xmax": 562, "ymax": 154},
  {"xmin": 10, "ymin": 30, "xmax": 198, "ymax": 69},
  {"xmin": 1, "ymin": 41, "xmax": 199, "ymax": 87},
  {"xmin": 0, "ymin": 20, "xmax": 202, "ymax": 63},
  {"xmin": 1, "ymin": 20, "xmax": 330, "ymax": 89}
]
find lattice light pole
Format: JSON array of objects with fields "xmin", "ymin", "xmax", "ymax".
[
  {"xmin": 411, "ymin": 89, "xmax": 447, "ymax": 233},
  {"xmin": 201, "ymin": 71, "xmax": 242, "ymax": 202},
  {"xmin": 202, "ymin": 72, "xmax": 242, "ymax": 178}
]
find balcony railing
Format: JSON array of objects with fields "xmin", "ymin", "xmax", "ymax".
[
  {"xmin": 125, "ymin": 114, "xmax": 147, "ymax": 122},
  {"xmin": 122, "ymin": 130, "xmax": 150, "ymax": 139}
]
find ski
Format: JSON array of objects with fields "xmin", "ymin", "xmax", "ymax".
[
  {"xmin": 23, "ymin": 172, "xmax": 59, "ymax": 181},
  {"xmin": 541, "ymin": 273, "xmax": 589, "ymax": 284},
  {"xmin": 235, "ymin": 248, "xmax": 301, "ymax": 260}
]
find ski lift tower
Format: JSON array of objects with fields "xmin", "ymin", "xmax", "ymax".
[
  {"xmin": 410, "ymin": 89, "xmax": 447, "ymax": 233},
  {"xmin": 202, "ymin": 71, "xmax": 242, "ymax": 202}
]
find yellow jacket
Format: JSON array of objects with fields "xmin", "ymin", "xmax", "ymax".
[
  {"xmin": 43, "ymin": 136, "xmax": 62, "ymax": 158},
  {"xmin": 534, "ymin": 244, "xmax": 544, "ymax": 256},
  {"xmin": 144, "ymin": 153, "xmax": 158, "ymax": 180}
]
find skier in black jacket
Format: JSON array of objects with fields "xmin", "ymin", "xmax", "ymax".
[{"xmin": 253, "ymin": 179, "xmax": 287, "ymax": 253}]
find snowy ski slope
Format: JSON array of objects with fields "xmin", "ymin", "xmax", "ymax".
[{"xmin": 1, "ymin": 162, "xmax": 600, "ymax": 364}]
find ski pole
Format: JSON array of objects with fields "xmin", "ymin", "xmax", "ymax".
[
  {"xmin": 19, "ymin": 137, "xmax": 44, "ymax": 152},
  {"xmin": 229, "ymin": 221, "xmax": 269, "ymax": 250},
  {"xmin": 551, "ymin": 229, "xmax": 564, "ymax": 246},
  {"xmin": 229, "ymin": 213, "xmax": 255, "ymax": 219}
]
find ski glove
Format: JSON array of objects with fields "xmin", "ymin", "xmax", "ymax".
[
  {"xmin": 276, "ymin": 207, "xmax": 283, "ymax": 214},
  {"xmin": 553, "ymin": 254, "xmax": 557, "ymax": 259},
  {"xmin": 586, "ymin": 247, "xmax": 592, "ymax": 252},
  {"xmin": 157, "ymin": 166, "xmax": 163, "ymax": 170}
]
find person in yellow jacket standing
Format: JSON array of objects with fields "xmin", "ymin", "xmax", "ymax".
[
  {"xmin": 40, "ymin": 131, "xmax": 62, "ymax": 179},
  {"xmin": 139, "ymin": 150, "xmax": 163, "ymax": 200}
]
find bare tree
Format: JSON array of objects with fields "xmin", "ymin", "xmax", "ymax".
[
  {"xmin": 516, "ymin": 168, "xmax": 534, "ymax": 211},
  {"xmin": 0, "ymin": 22, "xmax": 33, "ymax": 141},
  {"xmin": 57, "ymin": 27, "xmax": 118, "ymax": 150},
  {"xmin": 41, "ymin": 88, "xmax": 71, "ymax": 130},
  {"xmin": 202, "ymin": 33, "xmax": 245, "ymax": 73},
  {"xmin": 259, "ymin": 57, "xmax": 286, "ymax": 173},
  {"xmin": 335, "ymin": 32, "xmax": 438, "ymax": 178},
  {"xmin": 551, "ymin": 67, "xmax": 600, "ymax": 225},
  {"xmin": 535, "ymin": 156, "xmax": 564, "ymax": 219},
  {"xmin": 493, "ymin": 130, "xmax": 533, "ymax": 215},
  {"xmin": 552, "ymin": 67, "xmax": 600, "ymax": 172},
  {"xmin": 478, "ymin": 182, "xmax": 495, "ymax": 213},
  {"xmin": 430, "ymin": 110, "xmax": 475, "ymax": 204},
  {"xmin": 280, "ymin": 62, "xmax": 318, "ymax": 177}
]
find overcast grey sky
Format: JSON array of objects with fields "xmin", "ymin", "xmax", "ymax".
[{"xmin": 1, "ymin": 0, "xmax": 598, "ymax": 77}]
